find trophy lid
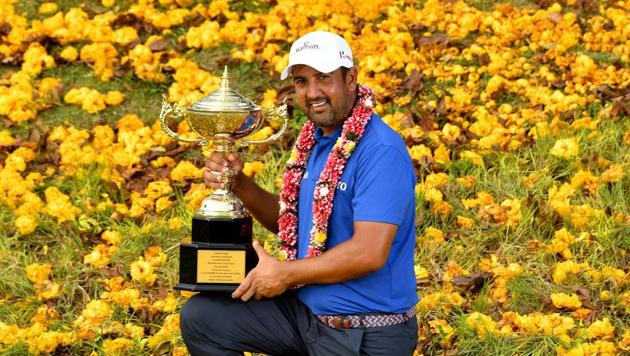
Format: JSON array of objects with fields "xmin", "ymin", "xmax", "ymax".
[{"xmin": 188, "ymin": 67, "xmax": 260, "ymax": 113}]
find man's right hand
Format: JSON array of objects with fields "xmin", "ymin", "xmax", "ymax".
[{"xmin": 203, "ymin": 152, "xmax": 244, "ymax": 190}]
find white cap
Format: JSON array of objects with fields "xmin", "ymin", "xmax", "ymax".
[{"xmin": 280, "ymin": 31, "xmax": 354, "ymax": 80}]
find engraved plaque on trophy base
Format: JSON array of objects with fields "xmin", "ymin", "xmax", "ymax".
[{"xmin": 176, "ymin": 243, "xmax": 258, "ymax": 292}]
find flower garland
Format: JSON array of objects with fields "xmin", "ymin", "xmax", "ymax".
[{"xmin": 277, "ymin": 84, "xmax": 375, "ymax": 261}]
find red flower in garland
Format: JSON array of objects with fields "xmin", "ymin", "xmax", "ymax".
[{"xmin": 277, "ymin": 85, "xmax": 375, "ymax": 261}]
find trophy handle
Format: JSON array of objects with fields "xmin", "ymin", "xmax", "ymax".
[
  {"xmin": 160, "ymin": 95, "xmax": 208, "ymax": 145},
  {"xmin": 239, "ymin": 99, "xmax": 289, "ymax": 147}
]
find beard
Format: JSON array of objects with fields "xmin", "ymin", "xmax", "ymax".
[{"xmin": 305, "ymin": 96, "xmax": 349, "ymax": 131}]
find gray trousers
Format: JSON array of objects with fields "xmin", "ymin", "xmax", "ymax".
[{"xmin": 180, "ymin": 292, "xmax": 418, "ymax": 356}]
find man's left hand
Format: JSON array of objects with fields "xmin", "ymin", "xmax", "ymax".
[{"xmin": 232, "ymin": 240, "xmax": 289, "ymax": 302}]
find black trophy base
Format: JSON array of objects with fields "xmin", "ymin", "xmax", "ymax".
[{"xmin": 177, "ymin": 215, "xmax": 257, "ymax": 293}]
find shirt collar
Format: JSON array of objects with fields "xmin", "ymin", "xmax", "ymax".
[{"xmin": 314, "ymin": 124, "xmax": 343, "ymax": 143}]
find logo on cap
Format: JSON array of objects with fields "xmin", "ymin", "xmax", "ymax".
[
  {"xmin": 339, "ymin": 50, "xmax": 352, "ymax": 61},
  {"xmin": 295, "ymin": 41, "xmax": 320, "ymax": 54}
]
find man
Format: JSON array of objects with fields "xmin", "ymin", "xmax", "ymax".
[{"xmin": 180, "ymin": 31, "xmax": 418, "ymax": 356}]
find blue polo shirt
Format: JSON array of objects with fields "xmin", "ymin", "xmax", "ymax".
[{"xmin": 296, "ymin": 113, "xmax": 418, "ymax": 315}]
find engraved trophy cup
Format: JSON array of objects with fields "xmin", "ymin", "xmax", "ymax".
[{"xmin": 160, "ymin": 67, "xmax": 288, "ymax": 292}]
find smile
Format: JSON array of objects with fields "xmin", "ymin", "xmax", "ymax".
[{"xmin": 309, "ymin": 99, "xmax": 328, "ymax": 108}]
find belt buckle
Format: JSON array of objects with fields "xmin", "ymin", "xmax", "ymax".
[{"xmin": 333, "ymin": 316, "xmax": 351, "ymax": 329}]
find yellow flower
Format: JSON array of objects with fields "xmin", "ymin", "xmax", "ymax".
[
  {"xmin": 620, "ymin": 330, "xmax": 630, "ymax": 351},
  {"xmin": 30, "ymin": 305, "xmax": 60, "ymax": 325},
  {"xmin": 314, "ymin": 231, "xmax": 327, "ymax": 243},
  {"xmin": 84, "ymin": 244, "xmax": 116, "ymax": 268},
  {"xmin": 113, "ymin": 26, "xmax": 138, "ymax": 46},
  {"xmin": 442, "ymin": 123, "xmax": 461, "ymax": 142},
  {"xmin": 547, "ymin": 228, "xmax": 575, "ymax": 259},
  {"xmin": 168, "ymin": 217, "xmax": 182, "ymax": 230},
  {"xmin": 44, "ymin": 187, "xmax": 81, "ymax": 223},
  {"xmin": 456, "ymin": 216, "xmax": 475, "ymax": 228},
  {"xmin": 550, "ymin": 292, "xmax": 582, "ymax": 310},
  {"xmin": 442, "ymin": 261, "xmax": 469, "ymax": 283},
  {"xmin": 155, "ymin": 196, "xmax": 173, "ymax": 212},
  {"xmin": 101, "ymin": 230, "xmax": 121, "ymax": 246},
  {"xmin": 102, "ymin": 338, "xmax": 135, "ymax": 354},
  {"xmin": 104, "ymin": 91, "xmax": 124, "ymax": 106},
  {"xmin": 409, "ymin": 144, "xmax": 432, "ymax": 162},
  {"xmin": 434, "ymin": 144, "xmax": 451, "ymax": 164},
  {"xmin": 428, "ymin": 319, "xmax": 454, "ymax": 347},
  {"xmin": 27, "ymin": 331, "xmax": 74, "ymax": 355},
  {"xmin": 600, "ymin": 163, "xmax": 625, "ymax": 183},
  {"xmin": 130, "ymin": 257, "xmax": 158, "ymax": 287},
  {"xmin": 25, "ymin": 263, "xmax": 53, "ymax": 284},
  {"xmin": 102, "ymin": 288, "xmax": 148, "ymax": 310},
  {"xmin": 38, "ymin": 3, "xmax": 58, "ymax": 14},
  {"xmin": 0, "ymin": 130, "xmax": 16, "ymax": 145},
  {"xmin": 145, "ymin": 314, "xmax": 180, "ymax": 350},
  {"xmin": 424, "ymin": 226, "xmax": 445, "ymax": 244},
  {"xmin": 460, "ymin": 150, "xmax": 484, "ymax": 166},
  {"xmin": 74, "ymin": 300, "xmax": 113, "ymax": 328},
  {"xmin": 170, "ymin": 160, "xmax": 203, "ymax": 182},
  {"xmin": 431, "ymin": 201, "xmax": 453, "ymax": 217},
  {"xmin": 550, "ymin": 138, "xmax": 579, "ymax": 158},
  {"xmin": 35, "ymin": 280, "xmax": 61, "ymax": 300},
  {"xmin": 15, "ymin": 214, "xmax": 37, "ymax": 235},
  {"xmin": 151, "ymin": 156, "xmax": 176, "ymax": 168},
  {"xmin": 242, "ymin": 161, "xmax": 265, "ymax": 177},
  {"xmin": 414, "ymin": 265, "xmax": 429, "ymax": 279},
  {"xmin": 585, "ymin": 318, "xmax": 615, "ymax": 340},
  {"xmin": 277, "ymin": 250, "xmax": 288, "ymax": 262},
  {"xmin": 144, "ymin": 246, "xmax": 167, "ymax": 267},
  {"xmin": 149, "ymin": 293, "xmax": 177, "ymax": 314},
  {"xmin": 466, "ymin": 312, "xmax": 496, "ymax": 337},
  {"xmin": 60, "ymin": 46, "xmax": 79, "ymax": 61},
  {"xmin": 552, "ymin": 260, "xmax": 584, "ymax": 284}
]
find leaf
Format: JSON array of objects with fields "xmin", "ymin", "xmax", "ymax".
[
  {"xmin": 478, "ymin": 53, "xmax": 491, "ymax": 66},
  {"xmin": 184, "ymin": 13, "xmax": 208, "ymax": 27},
  {"xmin": 402, "ymin": 70, "xmax": 424, "ymax": 95},
  {"xmin": 548, "ymin": 12, "xmax": 563, "ymax": 24},
  {"xmin": 573, "ymin": 0, "xmax": 598, "ymax": 13},
  {"xmin": 147, "ymin": 38, "xmax": 169, "ymax": 52},
  {"xmin": 154, "ymin": 341, "xmax": 171, "ymax": 355},
  {"xmin": 111, "ymin": 13, "xmax": 142, "ymax": 28},
  {"xmin": 28, "ymin": 119, "xmax": 49, "ymax": 150},
  {"xmin": 414, "ymin": 34, "xmax": 450, "ymax": 47},
  {"xmin": 0, "ymin": 23, "xmax": 11, "ymax": 37},
  {"xmin": 609, "ymin": 98, "xmax": 630, "ymax": 119},
  {"xmin": 413, "ymin": 110, "xmax": 435, "ymax": 132},
  {"xmin": 551, "ymin": 80, "xmax": 566, "ymax": 89},
  {"xmin": 121, "ymin": 167, "xmax": 143, "ymax": 180},
  {"xmin": 591, "ymin": 84, "xmax": 629, "ymax": 100},
  {"xmin": 451, "ymin": 271, "xmax": 492, "ymax": 293}
]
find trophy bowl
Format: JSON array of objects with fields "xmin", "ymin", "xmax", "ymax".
[{"xmin": 160, "ymin": 66, "xmax": 288, "ymax": 292}]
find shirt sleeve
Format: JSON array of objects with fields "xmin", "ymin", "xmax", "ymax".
[{"xmin": 352, "ymin": 144, "xmax": 416, "ymax": 225}]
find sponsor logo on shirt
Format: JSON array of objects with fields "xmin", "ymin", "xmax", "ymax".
[{"xmin": 302, "ymin": 171, "xmax": 346, "ymax": 191}]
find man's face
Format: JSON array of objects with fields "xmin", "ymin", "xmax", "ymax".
[{"xmin": 291, "ymin": 65, "xmax": 357, "ymax": 135}]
